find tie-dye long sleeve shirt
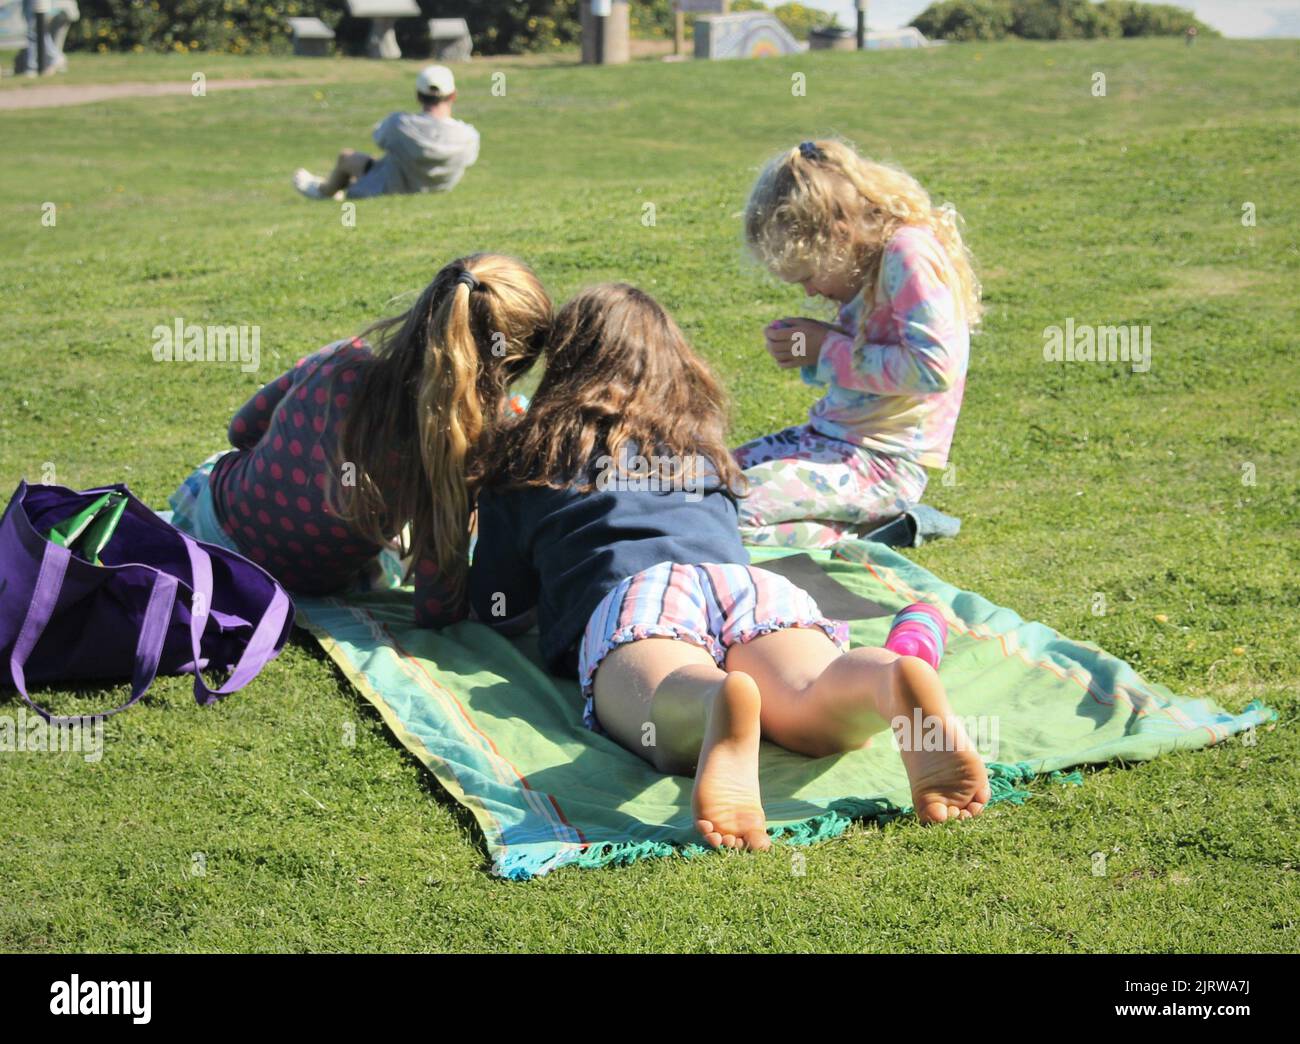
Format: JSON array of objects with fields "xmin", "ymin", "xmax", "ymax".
[{"xmin": 801, "ymin": 225, "xmax": 969, "ymax": 469}]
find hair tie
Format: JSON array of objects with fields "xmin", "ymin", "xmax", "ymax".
[
  {"xmin": 798, "ymin": 141, "xmax": 822, "ymax": 161},
  {"xmin": 455, "ymin": 269, "xmax": 479, "ymax": 291}
]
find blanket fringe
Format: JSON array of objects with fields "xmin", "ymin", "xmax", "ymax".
[{"xmin": 984, "ymin": 761, "xmax": 1084, "ymax": 806}]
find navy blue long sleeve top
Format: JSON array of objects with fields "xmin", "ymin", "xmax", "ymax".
[{"xmin": 469, "ymin": 460, "xmax": 748, "ymax": 677}]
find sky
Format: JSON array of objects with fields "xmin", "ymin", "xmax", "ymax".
[{"xmin": 815, "ymin": 0, "xmax": 1300, "ymax": 38}]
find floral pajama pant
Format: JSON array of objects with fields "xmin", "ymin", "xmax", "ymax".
[{"xmin": 732, "ymin": 424, "xmax": 929, "ymax": 549}]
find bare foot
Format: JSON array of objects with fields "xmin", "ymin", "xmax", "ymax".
[
  {"xmin": 891, "ymin": 658, "xmax": 991, "ymax": 824},
  {"xmin": 693, "ymin": 671, "xmax": 771, "ymax": 851}
]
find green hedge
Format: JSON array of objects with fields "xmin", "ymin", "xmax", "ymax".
[
  {"xmin": 909, "ymin": 0, "xmax": 1218, "ymax": 42},
  {"xmin": 70, "ymin": 1, "xmax": 341, "ymax": 55},
  {"xmin": 67, "ymin": 1, "xmax": 583, "ymax": 56},
  {"xmin": 67, "ymin": 0, "xmax": 848, "ymax": 56}
]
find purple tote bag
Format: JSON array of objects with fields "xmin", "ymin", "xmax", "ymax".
[{"xmin": 0, "ymin": 481, "xmax": 294, "ymax": 723}]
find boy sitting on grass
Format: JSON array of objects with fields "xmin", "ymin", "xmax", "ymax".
[{"xmin": 293, "ymin": 65, "xmax": 480, "ymax": 202}]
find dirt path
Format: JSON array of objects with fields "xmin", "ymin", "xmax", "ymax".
[
  {"xmin": 0, "ymin": 40, "xmax": 682, "ymax": 112},
  {"xmin": 0, "ymin": 77, "xmax": 325, "ymax": 111}
]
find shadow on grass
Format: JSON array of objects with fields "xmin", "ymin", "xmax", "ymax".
[{"xmin": 286, "ymin": 625, "xmax": 496, "ymax": 870}]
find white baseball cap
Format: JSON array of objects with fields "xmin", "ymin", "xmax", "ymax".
[{"xmin": 416, "ymin": 65, "xmax": 456, "ymax": 98}]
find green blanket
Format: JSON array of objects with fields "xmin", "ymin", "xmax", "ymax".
[{"xmin": 294, "ymin": 541, "xmax": 1274, "ymax": 879}]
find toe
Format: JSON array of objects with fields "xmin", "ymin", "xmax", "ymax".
[{"xmin": 919, "ymin": 800, "xmax": 947, "ymax": 824}]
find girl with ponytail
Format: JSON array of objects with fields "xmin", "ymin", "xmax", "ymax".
[
  {"xmin": 737, "ymin": 139, "xmax": 980, "ymax": 549},
  {"xmin": 168, "ymin": 254, "xmax": 552, "ymax": 627}
]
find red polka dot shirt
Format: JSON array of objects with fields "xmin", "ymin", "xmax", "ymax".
[{"xmin": 209, "ymin": 338, "xmax": 466, "ymax": 627}]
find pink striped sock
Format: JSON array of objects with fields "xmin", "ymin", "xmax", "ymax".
[{"xmin": 884, "ymin": 602, "xmax": 948, "ymax": 670}]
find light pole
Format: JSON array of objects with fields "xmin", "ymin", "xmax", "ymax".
[
  {"xmin": 33, "ymin": 0, "xmax": 50, "ymax": 74},
  {"xmin": 592, "ymin": 0, "xmax": 610, "ymax": 65},
  {"xmin": 856, "ymin": 0, "xmax": 867, "ymax": 51}
]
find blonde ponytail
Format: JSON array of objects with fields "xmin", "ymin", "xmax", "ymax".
[
  {"xmin": 332, "ymin": 254, "xmax": 552, "ymax": 600},
  {"xmin": 413, "ymin": 280, "xmax": 470, "ymax": 590}
]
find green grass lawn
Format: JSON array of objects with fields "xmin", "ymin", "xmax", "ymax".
[{"xmin": 1, "ymin": 37, "xmax": 1297, "ymax": 953}]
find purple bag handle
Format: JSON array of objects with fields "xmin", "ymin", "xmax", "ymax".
[
  {"xmin": 9, "ymin": 541, "xmax": 179, "ymax": 724},
  {"xmin": 8, "ymin": 528, "xmax": 291, "ymax": 721},
  {"xmin": 177, "ymin": 530, "xmax": 292, "ymax": 703}
]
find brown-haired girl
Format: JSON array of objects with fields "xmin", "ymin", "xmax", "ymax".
[
  {"xmin": 469, "ymin": 284, "xmax": 989, "ymax": 851},
  {"xmin": 168, "ymin": 253, "xmax": 551, "ymax": 626}
]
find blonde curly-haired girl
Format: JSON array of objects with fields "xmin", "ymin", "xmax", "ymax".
[{"xmin": 736, "ymin": 139, "xmax": 981, "ymax": 548}]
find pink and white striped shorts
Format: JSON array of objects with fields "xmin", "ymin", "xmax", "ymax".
[{"xmin": 576, "ymin": 561, "xmax": 849, "ymax": 731}]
